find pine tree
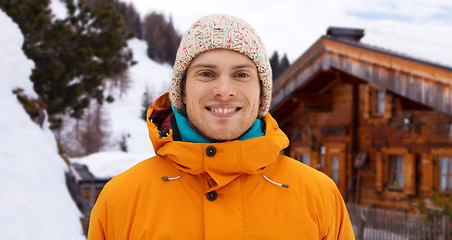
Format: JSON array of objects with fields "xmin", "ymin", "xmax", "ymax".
[
  {"xmin": 2, "ymin": 0, "xmax": 135, "ymax": 129},
  {"xmin": 79, "ymin": 102, "xmax": 108, "ymax": 155},
  {"xmin": 0, "ymin": 0, "xmax": 52, "ymax": 58},
  {"xmin": 119, "ymin": 133, "xmax": 128, "ymax": 152},
  {"xmin": 84, "ymin": 0, "xmax": 142, "ymax": 39},
  {"xmin": 143, "ymin": 12, "xmax": 181, "ymax": 64},
  {"xmin": 269, "ymin": 51, "xmax": 290, "ymax": 81},
  {"xmin": 269, "ymin": 51, "xmax": 280, "ymax": 81},
  {"xmin": 141, "ymin": 87, "xmax": 153, "ymax": 121},
  {"xmin": 278, "ymin": 54, "xmax": 290, "ymax": 76},
  {"xmin": 111, "ymin": 0, "xmax": 142, "ymax": 39}
]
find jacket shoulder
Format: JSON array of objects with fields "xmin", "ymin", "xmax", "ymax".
[
  {"xmin": 270, "ymin": 155, "xmax": 355, "ymax": 239},
  {"xmin": 101, "ymin": 156, "xmax": 177, "ymax": 197},
  {"xmin": 273, "ymin": 155, "xmax": 336, "ymax": 188}
]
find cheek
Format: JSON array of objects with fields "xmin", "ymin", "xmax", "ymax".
[
  {"xmin": 253, "ymin": 85, "xmax": 261, "ymax": 105},
  {"xmin": 183, "ymin": 84, "xmax": 195, "ymax": 105}
]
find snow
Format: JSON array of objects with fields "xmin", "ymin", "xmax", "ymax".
[
  {"xmin": 71, "ymin": 38, "xmax": 173, "ymax": 178},
  {"xmin": 71, "ymin": 151, "xmax": 151, "ymax": 178},
  {"xmin": 0, "ymin": 9, "xmax": 84, "ymax": 240},
  {"xmin": 104, "ymin": 38, "xmax": 172, "ymax": 155},
  {"xmin": 50, "ymin": 0, "xmax": 67, "ymax": 19}
]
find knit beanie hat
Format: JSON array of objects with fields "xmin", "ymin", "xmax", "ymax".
[{"xmin": 170, "ymin": 14, "xmax": 272, "ymax": 118}]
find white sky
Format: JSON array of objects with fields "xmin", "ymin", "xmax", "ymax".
[{"xmin": 124, "ymin": 0, "xmax": 452, "ymax": 66}]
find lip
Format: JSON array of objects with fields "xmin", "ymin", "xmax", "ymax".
[{"xmin": 205, "ymin": 104, "xmax": 242, "ymax": 117}]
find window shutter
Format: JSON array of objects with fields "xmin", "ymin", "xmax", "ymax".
[
  {"xmin": 324, "ymin": 149, "xmax": 331, "ymax": 178},
  {"xmin": 310, "ymin": 152, "xmax": 319, "ymax": 169},
  {"xmin": 383, "ymin": 93, "xmax": 392, "ymax": 119},
  {"xmin": 363, "ymin": 85, "xmax": 370, "ymax": 119},
  {"xmin": 369, "ymin": 87, "xmax": 375, "ymax": 117},
  {"xmin": 339, "ymin": 150, "xmax": 347, "ymax": 196},
  {"xmin": 420, "ymin": 154, "xmax": 433, "ymax": 195},
  {"xmin": 376, "ymin": 152, "xmax": 384, "ymax": 192},
  {"xmin": 404, "ymin": 153, "xmax": 416, "ymax": 195}
]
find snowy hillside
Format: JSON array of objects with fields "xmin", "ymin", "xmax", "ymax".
[
  {"xmin": 47, "ymin": 0, "xmax": 173, "ymax": 178},
  {"xmin": 70, "ymin": 38, "xmax": 173, "ymax": 178},
  {"xmin": 0, "ymin": 10, "xmax": 85, "ymax": 240}
]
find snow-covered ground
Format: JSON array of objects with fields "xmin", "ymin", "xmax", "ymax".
[{"xmin": 0, "ymin": 10, "xmax": 85, "ymax": 240}]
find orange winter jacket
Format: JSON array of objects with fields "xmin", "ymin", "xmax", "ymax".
[{"xmin": 88, "ymin": 93, "xmax": 355, "ymax": 239}]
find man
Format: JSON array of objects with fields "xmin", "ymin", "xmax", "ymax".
[{"xmin": 88, "ymin": 14, "xmax": 355, "ymax": 239}]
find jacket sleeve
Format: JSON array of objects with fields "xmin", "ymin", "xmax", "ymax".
[
  {"xmin": 330, "ymin": 182, "xmax": 356, "ymax": 240},
  {"xmin": 87, "ymin": 184, "xmax": 109, "ymax": 240}
]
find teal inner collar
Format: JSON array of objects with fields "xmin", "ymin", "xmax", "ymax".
[{"xmin": 171, "ymin": 105, "xmax": 264, "ymax": 143}]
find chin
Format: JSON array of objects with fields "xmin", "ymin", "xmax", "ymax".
[{"xmin": 205, "ymin": 130, "xmax": 241, "ymax": 141}]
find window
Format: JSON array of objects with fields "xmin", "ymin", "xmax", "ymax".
[
  {"xmin": 320, "ymin": 146, "xmax": 326, "ymax": 169},
  {"xmin": 439, "ymin": 156, "xmax": 452, "ymax": 191},
  {"xmin": 376, "ymin": 148, "xmax": 415, "ymax": 196},
  {"xmin": 388, "ymin": 154, "xmax": 404, "ymax": 189},
  {"xmin": 331, "ymin": 154, "xmax": 340, "ymax": 184},
  {"xmin": 375, "ymin": 89, "xmax": 386, "ymax": 115},
  {"xmin": 323, "ymin": 142, "xmax": 346, "ymax": 196},
  {"xmin": 290, "ymin": 147, "xmax": 318, "ymax": 169},
  {"xmin": 363, "ymin": 84, "xmax": 393, "ymax": 119},
  {"xmin": 428, "ymin": 149, "xmax": 452, "ymax": 193},
  {"xmin": 299, "ymin": 153, "xmax": 310, "ymax": 166}
]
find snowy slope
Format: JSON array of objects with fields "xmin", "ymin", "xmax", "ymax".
[
  {"xmin": 71, "ymin": 38, "xmax": 173, "ymax": 178},
  {"xmin": 0, "ymin": 10, "xmax": 85, "ymax": 240}
]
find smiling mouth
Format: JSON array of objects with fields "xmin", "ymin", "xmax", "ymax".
[{"xmin": 206, "ymin": 107, "xmax": 242, "ymax": 114}]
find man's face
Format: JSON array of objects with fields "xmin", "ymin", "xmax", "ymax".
[{"xmin": 183, "ymin": 49, "xmax": 260, "ymax": 141}]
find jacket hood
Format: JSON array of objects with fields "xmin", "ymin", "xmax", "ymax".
[{"xmin": 146, "ymin": 93, "xmax": 289, "ymax": 191}]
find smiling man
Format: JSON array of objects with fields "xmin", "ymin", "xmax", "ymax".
[
  {"xmin": 88, "ymin": 14, "xmax": 355, "ymax": 239},
  {"xmin": 183, "ymin": 48, "xmax": 261, "ymax": 141}
]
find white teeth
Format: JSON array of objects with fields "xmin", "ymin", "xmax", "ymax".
[{"xmin": 211, "ymin": 107, "xmax": 236, "ymax": 114}]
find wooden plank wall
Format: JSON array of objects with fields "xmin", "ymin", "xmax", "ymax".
[
  {"xmin": 356, "ymin": 82, "xmax": 452, "ymax": 210},
  {"xmin": 284, "ymin": 77, "xmax": 452, "ymax": 211}
]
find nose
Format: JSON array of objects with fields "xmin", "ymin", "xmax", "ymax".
[{"xmin": 212, "ymin": 77, "xmax": 236, "ymax": 98}]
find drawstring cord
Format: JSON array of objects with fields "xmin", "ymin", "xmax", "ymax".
[
  {"xmin": 263, "ymin": 175, "xmax": 289, "ymax": 188},
  {"xmin": 161, "ymin": 175, "xmax": 288, "ymax": 189},
  {"xmin": 161, "ymin": 176, "xmax": 181, "ymax": 181}
]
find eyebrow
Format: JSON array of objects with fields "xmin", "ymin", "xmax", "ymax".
[
  {"xmin": 189, "ymin": 63, "xmax": 256, "ymax": 70},
  {"xmin": 232, "ymin": 64, "xmax": 256, "ymax": 70},
  {"xmin": 189, "ymin": 64, "xmax": 217, "ymax": 70}
]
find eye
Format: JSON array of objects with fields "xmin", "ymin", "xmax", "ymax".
[
  {"xmin": 236, "ymin": 72, "xmax": 249, "ymax": 78},
  {"xmin": 200, "ymin": 71, "xmax": 213, "ymax": 77}
]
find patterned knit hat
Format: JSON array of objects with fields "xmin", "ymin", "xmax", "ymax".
[{"xmin": 170, "ymin": 14, "xmax": 272, "ymax": 118}]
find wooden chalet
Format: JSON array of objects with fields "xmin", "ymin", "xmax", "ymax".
[
  {"xmin": 69, "ymin": 163, "xmax": 110, "ymax": 207},
  {"xmin": 271, "ymin": 27, "xmax": 452, "ymax": 212},
  {"xmin": 67, "ymin": 163, "xmax": 110, "ymax": 234}
]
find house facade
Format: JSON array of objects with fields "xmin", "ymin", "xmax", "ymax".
[{"xmin": 270, "ymin": 27, "xmax": 452, "ymax": 212}]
